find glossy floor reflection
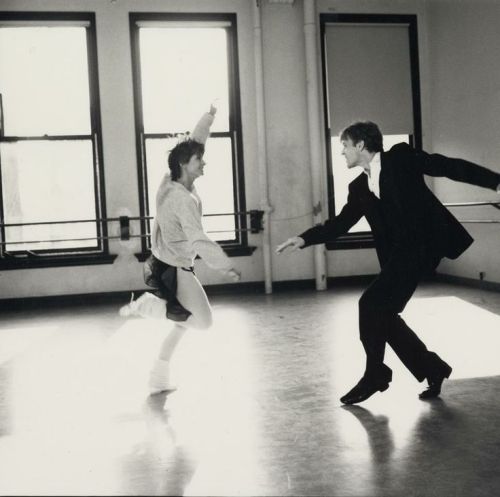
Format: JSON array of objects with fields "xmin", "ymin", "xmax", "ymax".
[{"xmin": 0, "ymin": 282, "xmax": 500, "ymax": 496}]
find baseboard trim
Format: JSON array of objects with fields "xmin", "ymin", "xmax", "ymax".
[
  {"xmin": 434, "ymin": 273, "xmax": 500, "ymax": 292},
  {"xmin": 0, "ymin": 274, "xmax": 382, "ymax": 312},
  {"xmin": 5, "ymin": 273, "xmax": 496, "ymax": 313},
  {"xmin": 205, "ymin": 274, "xmax": 378, "ymax": 294},
  {"xmin": 0, "ymin": 290, "xmax": 134, "ymax": 312}
]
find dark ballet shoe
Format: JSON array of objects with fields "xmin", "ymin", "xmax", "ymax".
[
  {"xmin": 340, "ymin": 377, "xmax": 390, "ymax": 405},
  {"xmin": 419, "ymin": 362, "xmax": 452, "ymax": 400}
]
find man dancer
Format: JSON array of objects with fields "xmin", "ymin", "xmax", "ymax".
[{"xmin": 277, "ymin": 121, "xmax": 500, "ymax": 404}]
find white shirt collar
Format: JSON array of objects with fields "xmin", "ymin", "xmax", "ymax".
[{"xmin": 365, "ymin": 152, "xmax": 381, "ymax": 198}]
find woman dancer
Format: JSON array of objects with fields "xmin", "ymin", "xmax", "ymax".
[{"xmin": 121, "ymin": 104, "xmax": 241, "ymax": 394}]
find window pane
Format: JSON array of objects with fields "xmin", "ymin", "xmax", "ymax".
[
  {"xmin": 145, "ymin": 137, "xmax": 178, "ymax": 219},
  {"xmin": 196, "ymin": 137, "xmax": 235, "ymax": 241},
  {"xmin": 139, "ymin": 27, "xmax": 229, "ymax": 133},
  {"xmin": 383, "ymin": 134, "xmax": 410, "ymax": 151},
  {"xmin": 1, "ymin": 140, "xmax": 97, "ymax": 251},
  {"xmin": 331, "ymin": 134, "xmax": 409, "ymax": 233},
  {"xmin": 325, "ymin": 24, "xmax": 414, "ymax": 135},
  {"xmin": 145, "ymin": 137, "xmax": 235, "ymax": 241},
  {"xmin": 0, "ymin": 27, "xmax": 91, "ymax": 136}
]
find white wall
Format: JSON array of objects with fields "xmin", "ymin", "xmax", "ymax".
[
  {"xmin": 1, "ymin": 0, "xmax": 498, "ymax": 299},
  {"xmin": 427, "ymin": 0, "xmax": 500, "ymax": 284}
]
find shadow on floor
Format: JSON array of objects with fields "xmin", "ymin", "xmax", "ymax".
[{"xmin": 343, "ymin": 375, "xmax": 500, "ymax": 497}]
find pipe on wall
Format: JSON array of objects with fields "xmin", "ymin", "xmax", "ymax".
[
  {"xmin": 252, "ymin": 0, "xmax": 274, "ymax": 294},
  {"xmin": 303, "ymin": 0, "xmax": 327, "ymax": 290}
]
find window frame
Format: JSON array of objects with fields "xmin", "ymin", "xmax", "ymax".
[
  {"xmin": 319, "ymin": 13, "xmax": 423, "ymax": 250},
  {"xmin": 0, "ymin": 11, "xmax": 113, "ymax": 270},
  {"xmin": 129, "ymin": 12, "xmax": 253, "ymax": 260}
]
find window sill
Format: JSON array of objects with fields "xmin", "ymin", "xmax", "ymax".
[
  {"xmin": 326, "ymin": 233, "xmax": 375, "ymax": 250},
  {"xmin": 134, "ymin": 245, "xmax": 257, "ymax": 262},
  {"xmin": 0, "ymin": 253, "xmax": 118, "ymax": 270}
]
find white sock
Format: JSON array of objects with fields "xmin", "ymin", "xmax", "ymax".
[{"xmin": 149, "ymin": 359, "xmax": 176, "ymax": 394}]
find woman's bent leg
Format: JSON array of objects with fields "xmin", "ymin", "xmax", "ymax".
[
  {"xmin": 151, "ymin": 323, "xmax": 186, "ymax": 394},
  {"xmin": 158, "ymin": 324, "xmax": 186, "ymax": 361},
  {"xmin": 150, "ymin": 269, "xmax": 212, "ymax": 394},
  {"xmin": 175, "ymin": 269, "xmax": 213, "ymax": 330}
]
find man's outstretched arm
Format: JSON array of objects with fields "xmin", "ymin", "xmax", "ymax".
[
  {"xmin": 411, "ymin": 145, "xmax": 500, "ymax": 191},
  {"xmin": 276, "ymin": 192, "xmax": 363, "ymax": 254}
]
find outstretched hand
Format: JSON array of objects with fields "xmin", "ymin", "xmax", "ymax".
[
  {"xmin": 275, "ymin": 236, "xmax": 305, "ymax": 254},
  {"xmin": 227, "ymin": 268, "xmax": 241, "ymax": 282}
]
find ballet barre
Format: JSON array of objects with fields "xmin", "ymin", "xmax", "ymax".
[
  {"xmin": 0, "ymin": 209, "xmax": 265, "ymax": 247},
  {"xmin": 444, "ymin": 200, "xmax": 500, "ymax": 209},
  {"xmin": 1, "ymin": 200, "xmax": 498, "ymax": 248},
  {"xmin": 444, "ymin": 200, "xmax": 500, "ymax": 223}
]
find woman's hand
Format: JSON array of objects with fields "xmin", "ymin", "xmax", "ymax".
[{"xmin": 226, "ymin": 268, "xmax": 241, "ymax": 282}]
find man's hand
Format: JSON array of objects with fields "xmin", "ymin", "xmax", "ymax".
[
  {"xmin": 209, "ymin": 101, "xmax": 218, "ymax": 116},
  {"xmin": 226, "ymin": 268, "xmax": 241, "ymax": 282},
  {"xmin": 275, "ymin": 236, "xmax": 305, "ymax": 254}
]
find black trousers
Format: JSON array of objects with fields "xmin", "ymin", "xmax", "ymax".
[{"xmin": 358, "ymin": 249, "xmax": 442, "ymax": 382}]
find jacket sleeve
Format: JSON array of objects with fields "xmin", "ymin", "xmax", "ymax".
[
  {"xmin": 299, "ymin": 190, "xmax": 364, "ymax": 247},
  {"xmin": 190, "ymin": 112, "xmax": 215, "ymax": 145},
  {"xmin": 178, "ymin": 195, "xmax": 233, "ymax": 272},
  {"xmin": 407, "ymin": 144, "xmax": 500, "ymax": 190}
]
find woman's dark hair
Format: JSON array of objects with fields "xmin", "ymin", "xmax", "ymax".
[
  {"xmin": 340, "ymin": 121, "xmax": 383, "ymax": 153},
  {"xmin": 168, "ymin": 139, "xmax": 205, "ymax": 181}
]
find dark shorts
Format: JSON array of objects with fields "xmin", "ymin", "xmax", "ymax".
[{"xmin": 143, "ymin": 254, "xmax": 193, "ymax": 322}]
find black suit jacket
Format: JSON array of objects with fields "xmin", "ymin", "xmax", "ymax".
[{"xmin": 300, "ymin": 143, "xmax": 500, "ymax": 266}]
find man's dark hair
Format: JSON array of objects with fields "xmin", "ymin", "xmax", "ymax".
[
  {"xmin": 340, "ymin": 121, "xmax": 383, "ymax": 153},
  {"xmin": 168, "ymin": 139, "xmax": 205, "ymax": 181}
]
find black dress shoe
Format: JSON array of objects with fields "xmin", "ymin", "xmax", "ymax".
[
  {"xmin": 419, "ymin": 362, "xmax": 452, "ymax": 400},
  {"xmin": 340, "ymin": 377, "xmax": 390, "ymax": 405}
]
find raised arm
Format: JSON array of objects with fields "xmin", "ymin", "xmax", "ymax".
[{"xmin": 190, "ymin": 104, "xmax": 217, "ymax": 145}]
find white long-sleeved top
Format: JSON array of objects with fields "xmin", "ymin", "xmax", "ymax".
[
  {"xmin": 151, "ymin": 111, "xmax": 233, "ymax": 272},
  {"xmin": 151, "ymin": 178, "xmax": 232, "ymax": 271}
]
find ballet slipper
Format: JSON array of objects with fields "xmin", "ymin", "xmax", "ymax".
[
  {"xmin": 119, "ymin": 292, "xmax": 166, "ymax": 319},
  {"xmin": 119, "ymin": 292, "xmax": 137, "ymax": 317}
]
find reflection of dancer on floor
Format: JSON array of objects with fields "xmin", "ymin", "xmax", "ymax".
[{"xmin": 120, "ymin": 104, "xmax": 241, "ymax": 394}]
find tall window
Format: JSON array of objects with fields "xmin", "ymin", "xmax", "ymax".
[
  {"xmin": 130, "ymin": 13, "xmax": 248, "ymax": 256},
  {"xmin": 0, "ymin": 13, "xmax": 108, "ymax": 268},
  {"xmin": 320, "ymin": 14, "xmax": 422, "ymax": 248}
]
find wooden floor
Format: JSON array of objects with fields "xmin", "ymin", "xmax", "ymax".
[{"xmin": 1, "ymin": 281, "xmax": 500, "ymax": 496}]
